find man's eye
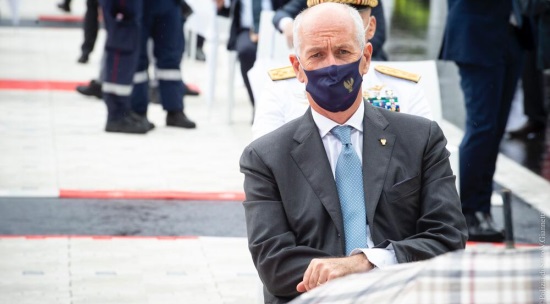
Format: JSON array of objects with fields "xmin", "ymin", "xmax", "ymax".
[
  {"xmin": 310, "ymin": 53, "xmax": 322, "ymax": 59},
  {"xmin": 338, "ymin": 50, "xmax": 351, "ymax": 55}
]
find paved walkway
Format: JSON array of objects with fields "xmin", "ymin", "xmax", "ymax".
[
  {"xmin": 0, "ymin": 236, "xmax": 260, "ymax": 304},
  {"xmin": 1, "ymin": 1, "xmax": 549, "ymax": 303},
  {"xmin": 0, "ymin": 2, "xmax": 260, "ymax": 303}
]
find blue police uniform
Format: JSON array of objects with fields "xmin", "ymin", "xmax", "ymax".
[
  {"xmin": 130, "ymin": 0, "xmax": 195, "ymax": 129},
  {"xmin": 100, "ymin": 0, "xmax": 149, "ymax": 133}
]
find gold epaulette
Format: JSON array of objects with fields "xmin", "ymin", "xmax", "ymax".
[
  {"xmin": 374, "ymin": 65, "xmax": 421, "ymax": 83},
  {"xmin": 268, "ymin": 66, "xmax": 296, "ymax": 81}
]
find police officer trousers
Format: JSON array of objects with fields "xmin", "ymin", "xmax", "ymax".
[
  {"xmin": 100, "ymin": 0, "xmax": 143, "ymax": 122},
  {"xmin": 131, "ymin": 0, "xmax": 186, "ymax": 115}
]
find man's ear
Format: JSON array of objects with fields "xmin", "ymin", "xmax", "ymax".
[
  {"xmin": 289, "ymin": 54, "xmax": 306, "ymax": 83},
  {"xmin": 367, "ymin": 16, "xmax": 376, "ymax": 40},
  {"xmin": 360, "ymin": 42, "xmax": 373, "ymax": 75}
]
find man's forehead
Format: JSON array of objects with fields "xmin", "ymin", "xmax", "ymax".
[{"xmin": 301, "ymin": 12, "xmax": 352, "ymax": 31}]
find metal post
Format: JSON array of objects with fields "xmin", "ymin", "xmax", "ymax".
[{"xmin": 501, "ymin": 189, "xmax": 515, "ymax": 249}]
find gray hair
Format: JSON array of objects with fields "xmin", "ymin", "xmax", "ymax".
[{"xmin": 293, "ymin": 3, "xmax": 366, "ymax": 57}]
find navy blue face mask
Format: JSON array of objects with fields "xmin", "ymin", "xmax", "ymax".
[{"xmin": 301, "ymin": 57, "xmax": 363, "ymax": 112}]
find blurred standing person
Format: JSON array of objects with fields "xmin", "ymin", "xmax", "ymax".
[
  {"xmin": 217, "ymin": 0, "xmax": 290, "ymax": 110},
  {"xmin": 507, "ymin": 0, "xmax": 549, "ymax": 138},
  {"xmin": 272, "ymin": 0, "xmax": 387, "ymax": 60},
  {"xmin": 78, "ymin": 0, "xmax": 101, "ymax": 64},
  {"xmin": 536, "ymin": 0, "xmax": 550, "ymax": 180},
  {"xmin": 99, "ymin": 0, "xmax": 151, "ymax": 134},
  {"xmin": 130, "ymin": 0, "xmax": 196, "ymax": 129},
  {"xmin": 440, "ymin": 0, "xmax": 529, "ymax": 242}
]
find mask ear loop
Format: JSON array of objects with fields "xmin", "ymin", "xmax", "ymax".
[{"xmin": 296, "ymin": 56, "xmax": 308, "ymax": 72}]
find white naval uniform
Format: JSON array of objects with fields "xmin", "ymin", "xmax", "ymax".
[{"xmin": 252, "ymin": 63, "xmax": 433, "ymax": 140}]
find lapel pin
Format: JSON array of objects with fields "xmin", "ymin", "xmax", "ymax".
[{"xmin": 379, "ymin": 138, "xmax": 387, "ymax": 146}]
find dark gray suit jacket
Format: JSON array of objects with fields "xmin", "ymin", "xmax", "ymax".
[{"xmin": 240, "ymin": 103, "xmax": 468, "ymax": 304}]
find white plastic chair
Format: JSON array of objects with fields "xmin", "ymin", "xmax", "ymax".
[
  {"xmin": 7, "ymin": 0, "xmax": 21, "ymax": 25},
  {"xmin": 185, "ymin": 0, "xmax": 237, "ymax": 122}
]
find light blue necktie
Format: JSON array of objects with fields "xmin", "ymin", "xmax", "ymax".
[{"xmin": 331, "ymin": 125, "xmax": 367, "ymax": 255}]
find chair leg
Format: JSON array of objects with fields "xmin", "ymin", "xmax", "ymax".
[
  {"xmin": 227, "ymin": 52, "xmax": 238, "ymax": 124},
  {"xmin": 8, "ymin": 0, "xmax": 20, "ymax": 26}
]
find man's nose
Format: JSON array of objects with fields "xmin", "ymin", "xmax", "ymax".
[{"xmin": 325, "ymin": 53, "xmax": 337, "ymax": 66}]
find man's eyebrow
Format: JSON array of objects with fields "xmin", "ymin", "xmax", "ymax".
[
  {"xmin": 303, "ymin": 46, "xmax": 324, "ymax": 54},
  {"xmin": 332, "ymin": 42, "xmax": 356, "ymax": 50},
  {"xmin": 303, "ymin": 43, "xmax": 356, "ymax": 55}
]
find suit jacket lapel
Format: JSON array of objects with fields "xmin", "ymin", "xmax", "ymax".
[
  {"xmin": 290, "ymin": 109, "xmax": 345, "ymax": 238},
  {"xmin": 362, "ymin": 103, "xmax": 396, "ymax": 226}
]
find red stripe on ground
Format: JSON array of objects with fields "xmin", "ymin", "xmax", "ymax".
[
  {"xmin": 38, "ymin": 15, "xmax": 84, "ymax": 23},
  {"xmin": 0, "ymin": 80, "xmax": 85, "ymax": 91},
  {"xmin": 466, "ymin": 241, "xmax": 537, "ymax": 248},
  {"xmin": 59, "ymin": 189, "xmax": 246, "ymax": 201},
  {"xmin": 0, "ymin": 235, "xmax": 199, "ymax": 240}
]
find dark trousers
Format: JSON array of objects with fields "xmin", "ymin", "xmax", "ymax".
[
  {"xmin": 131, "ymin": 0, "xmax": 185, "ymax": 115},
  {"xmin": 100, "ymin": 0, "xmax": 142, "ymax": 121},
  {"xmin": 81, "ymin": 0, "xmax": 100, "ymax": 56},
  {"xmin": 235, "ymin": 29, "xmax": 257, "ymax": 107},
  {"xmin": 457, "ymin": 36, "xmax": 523, "ymax": 215},
  {"xmin": 522, "ymin": 49, "xmax": 547, "ymax": 126}
]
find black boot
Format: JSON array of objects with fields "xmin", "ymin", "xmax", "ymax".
[
  {"xmin": 57, "ymin": 2, "xmax": 70, "ymax": 12},
  {"xmin": 507, "ymin": 120, "xmax": 545, "ymax": 139},
  {"xmin": 76, "ymin": 80, "xmax": 102, "ymax": 99},
  {"xmin": 465, "ymin": 212, "xmax": 504, "ymax": 243},
  {"xmin": 105, "ymin": 112, "xmax": 151, "ymax": 134},
  {"xmin": 166, "ymin": 111, "xmax": 196, "ymax": 129},
  {"xmin": 134, "ymin": 113, "xmax": 155, "ymax": 131},
  {"xmin": 77, "ymin": 53, "xmax": 89, "ymax": 64}
]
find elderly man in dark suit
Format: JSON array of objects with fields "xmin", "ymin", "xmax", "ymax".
[{"xmin": 240, "ymin": 3, "xmax": 468, "ymax": 303}]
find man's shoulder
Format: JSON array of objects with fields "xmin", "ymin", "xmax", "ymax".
[
  {"xmin": 268, "ymin": 65, "xmax": 296, "ymax": 81},
  {"xmin": 250, "ymin": 115, "xmax": 304, "ymax": 147},
  {"xmin": 366, "ymin": 65, "xmax": 423, "ymax": 94},
  {"xmin": 371, "ymin": 64, "xmax": 421, "ymax": 83}
]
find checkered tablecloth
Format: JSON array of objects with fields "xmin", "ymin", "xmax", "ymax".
[{"xmin": 291, "ymin": 247, "xmax": 549, "ymax": 304}]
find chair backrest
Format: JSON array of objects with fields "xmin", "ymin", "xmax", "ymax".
[{"xmin": 256, "ymin": 10, "xmax": 292, "ymax": 65}]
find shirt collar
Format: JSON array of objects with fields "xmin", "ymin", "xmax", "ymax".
[{"xmin": 311, "ymin": 101, "xmax": 365, "ymax": 138}]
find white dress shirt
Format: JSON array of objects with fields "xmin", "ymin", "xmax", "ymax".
[{"xmin": 311, "ymin": 102, "xmax": 398, "ymax": 269}]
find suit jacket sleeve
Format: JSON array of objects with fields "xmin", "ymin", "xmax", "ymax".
[
  {"xmin": 240, "ymin": 143, "xmax": 332, "ymax": 299},
  {"xmin": 272, "ymin": 0, "xmax": 307, "ymax": 32}
]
